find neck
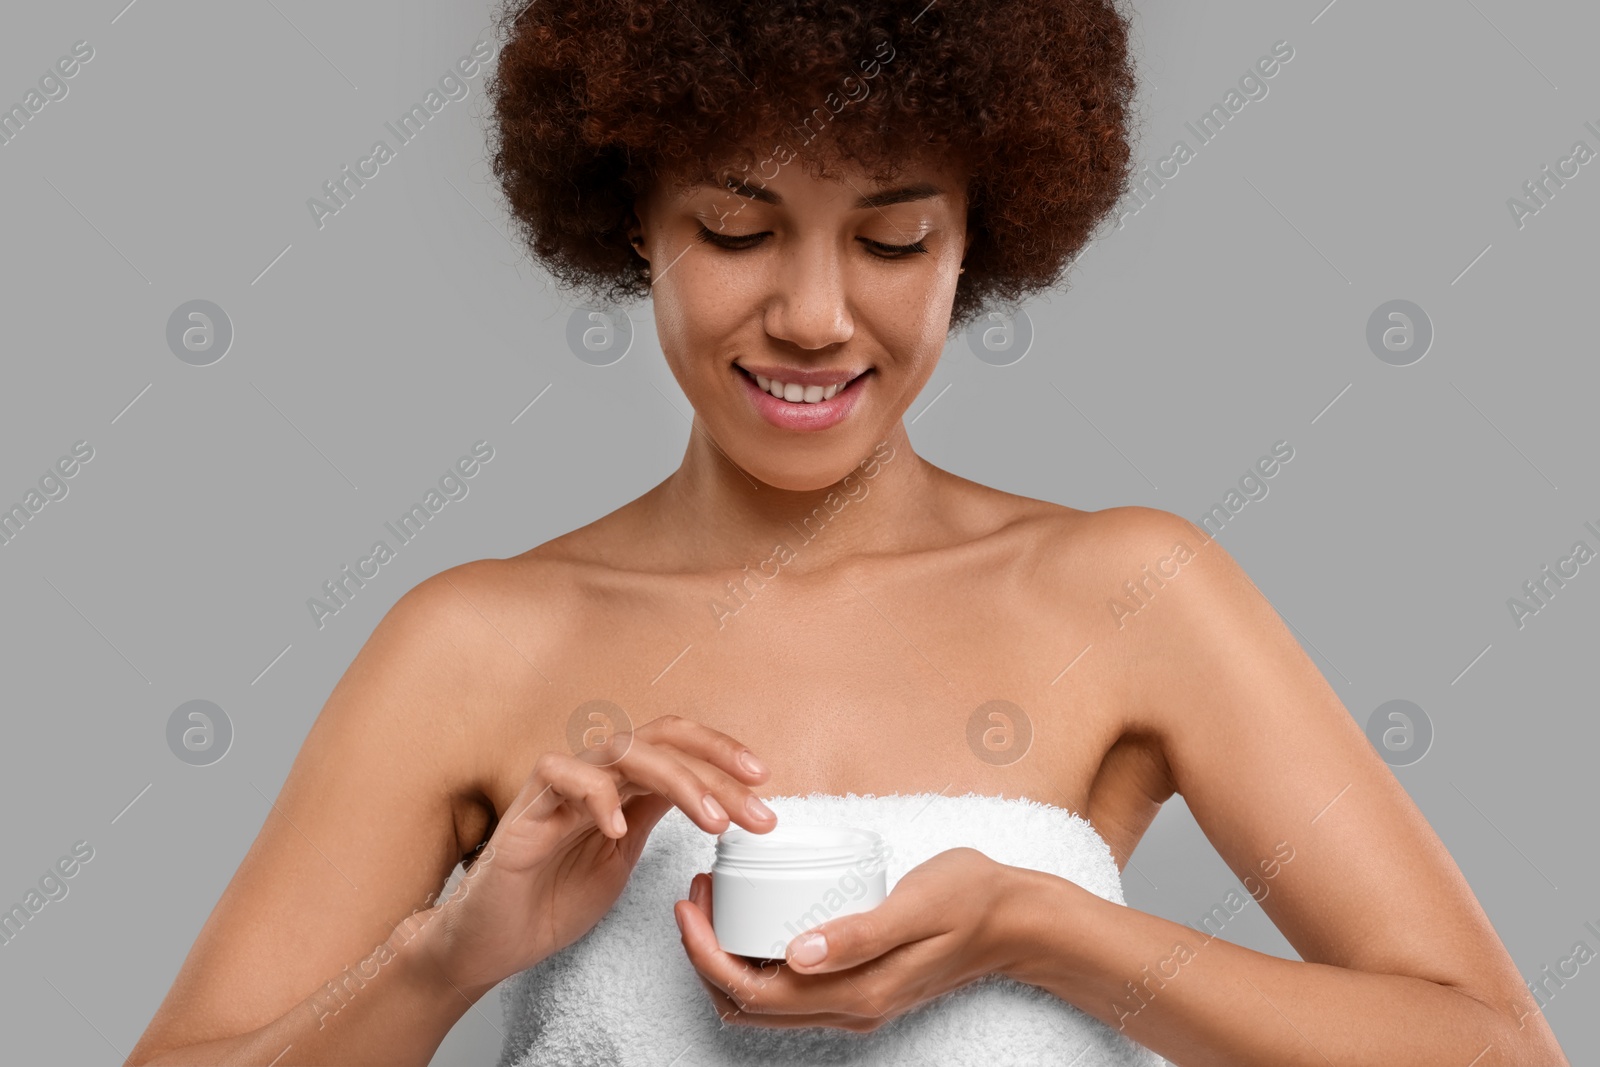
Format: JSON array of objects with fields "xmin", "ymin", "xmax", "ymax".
[{"xmin": 647, "ymin": 414, "xmax": 942, "ymax": 575}]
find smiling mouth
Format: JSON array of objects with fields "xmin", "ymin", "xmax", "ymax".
[{"xmin": 734, "ymin": 365, "xmax": 871, "ymax": 404}]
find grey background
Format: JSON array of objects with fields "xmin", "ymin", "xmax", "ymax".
[{"xmin": 1, "ymin": 0, "xmax": 1595, "ymax": 1063}]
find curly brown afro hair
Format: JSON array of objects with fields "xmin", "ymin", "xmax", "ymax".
[{"xmin": 485, "ymin": 0, "xmax": 1139, "ymax": 334}]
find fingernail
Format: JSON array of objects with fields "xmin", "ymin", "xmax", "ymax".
[
  {"xmin": 702, "ymin": 794, "xmax": 728, "ymax": 823},
  {"xmin": 690, "ymin": 878, "xmax": 705, "ymax": 908},
  {"xmin": 674, "ymin": 907, "xmax": 684, "ymax": 933},
  {"xmin": 610, "ymin": 809, "xmax": 627, "ymax": 836},
  {"xmin": 789, "ymin": 932, "xmax": 827, "ymax": 967},
  {"xmin": 745, "ymin": 794, "xmax": 774, "ymax": 821},
  {"xmin": 738, "ymin": 751, "xmax": 768, "ymax": 777}
]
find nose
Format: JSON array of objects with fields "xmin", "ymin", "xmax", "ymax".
[{"xmin": 762, "ymin": 239, "xmax": 854, "ymax": 350}]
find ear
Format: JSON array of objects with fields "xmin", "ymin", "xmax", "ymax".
[{"xmin": 625, "ymin": 208, "xmax": 648, "ymax": 260}]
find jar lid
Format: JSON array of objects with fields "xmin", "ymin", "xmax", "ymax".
[{"xmin": 714, "ymin": 824, "xmax": 885, "ymax": 871}]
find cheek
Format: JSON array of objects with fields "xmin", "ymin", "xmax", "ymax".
[
  {"xmin": 654, "ymin": 290, "xmax": 693, "ymax": 352},
  {"xmin": 866, "ymin": 275, "xmax": 950, "ymax": 354},
  {"xmin": 655, "ymin": 261, "xmax": 713, "ymax": 337},
  {"xmin": 653, "ymin": 269, "xmax": 746, "ymax": 369}
]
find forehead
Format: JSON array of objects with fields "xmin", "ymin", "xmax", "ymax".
[
  {"xmin": 681, "ymin": 175, "xmax": 952, "ymax": 211},
  {"xmin": 661, "ymin": 146, "xmax": 967, "ymax": 208}
]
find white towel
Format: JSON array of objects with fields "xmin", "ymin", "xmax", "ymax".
[{"xmin": 498, "ymin": 792, "xmax": 1171, "ymax": 1066}]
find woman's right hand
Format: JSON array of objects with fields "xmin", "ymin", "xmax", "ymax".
[{"xmin": 413, "ymin": 713, "xmax": 776, "ymax": 997}]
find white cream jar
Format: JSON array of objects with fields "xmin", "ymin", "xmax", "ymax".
[{"xmin": 711, "ymin": 824, "xmax": 889, "ymax": 960}]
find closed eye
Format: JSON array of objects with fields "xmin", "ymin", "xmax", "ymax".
[
  {"xmin": 692, "ymin": 224, "xmax": 928, "ymax": 259},
  {"xmin": 861, "ymin": 237, "xmax": 930, "ymax": 258}
]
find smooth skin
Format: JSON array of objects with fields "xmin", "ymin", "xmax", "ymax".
[{"xmin": 127, "ymin": 149, "xmax": 1569, "ymax": 1066}]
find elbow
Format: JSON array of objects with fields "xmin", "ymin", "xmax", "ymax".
[
  {"xmin": 1447, "ymin": 985, "xmax": 1569, "ymax": 1067},
  {"xmin": 1508, "ymin": 1028, "xmax": 1569, "ymax": 1067},
  {"xmin": 123, "ymin": 1037, "xmax": 182, "ymax": 1067},
  {"xmin": 1504, "ymin": 1034, "xmax": 1570, "ymax": 1067}
]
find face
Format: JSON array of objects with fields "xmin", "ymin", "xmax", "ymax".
[{"xmin": 630, "ymin": 149, "xmax": 971, "ymax": 492}]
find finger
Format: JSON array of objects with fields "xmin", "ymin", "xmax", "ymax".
[
  {"xmin": 672, "ymin": 753, "xmax": 781, "ymax": 833},
  {"xmin": 685, "ymin": 952, "xmax": 880, "ymax": 1032},
  {"xmin": 598, "ymin": 728, "xmax": 776, "ymax": 835},
  {"xmin": 784, "ymin": 899, "xmax": 932, "ymax": 975},
  {"xmin": 629, "ymin": 748, "xmax": 779, "ymax": 836},
  {"xmin": 675, "ymin": 898, "xmax": 880, "ymax": 1026},
  {"xmin": 614, "ymin": 791, "xmax": 675, "ymax": 863},
  {"xmin": 683, "ymin": 875, "xmax": 785, "ymax": 988},
  {"xmin": 635, "ymin": 713, "xmax": 772, "ymax": 785},
  {"xmin": 674, "ymin": 897, "xmax": 780, "ymax": 1008},
  {"xmin": 583, "ymin": 714, "xmax": 778, "ymax": 834},
  {"xmin": 688, "ymin": 871, "xmax": 712, "ymax": 919},
  {"xmin": 695, "ymin": 976, "xmax": 867, "ymax": 1031},
  {"xmin": 506, "ymin": 751, "xmax": 627, "ymax": 839},
  {"xmin": 683, "ymin": 875, "xmax": 769, "ymax": 976}
]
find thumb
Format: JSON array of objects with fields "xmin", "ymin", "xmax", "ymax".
[{"xmin": 784, "ymin": 896, "xmax": 925, "ymax": 974}]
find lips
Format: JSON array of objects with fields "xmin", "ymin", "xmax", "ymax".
[
  {"xmin": 736, "ymin": 365, "xmax": 867, "ymax": 404},
  {"xmin": 734, "ymin": 363, "xmax": 870, "ymax": 432},
  {"xmin": 733, "ymin": 362, "xmax": 869, "ymax": 388}
]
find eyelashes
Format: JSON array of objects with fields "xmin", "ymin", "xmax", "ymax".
[{"xmin": 692, "ymin": 223, "xmax": 929, "ymax": 259}]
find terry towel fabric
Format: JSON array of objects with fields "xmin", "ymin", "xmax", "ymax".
[{"xmin": 498, "ymin": 792, "xmax": 1171, "ymax": 1066}]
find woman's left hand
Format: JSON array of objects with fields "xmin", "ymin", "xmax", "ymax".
[{"xmin": 673, "ymin": 847, "xmax": 1032, "ymax": 1032}]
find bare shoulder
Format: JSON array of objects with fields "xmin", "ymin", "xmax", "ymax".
[
  {"xmin": 1079, "ymin": 504, "xmax": 1274, "ymax": 651},
  {"xmin": 1008, "ymin": 502, "xmax": 1269, "ymax": 727},
  {"xmin": 395, "ymin": 550, "xmax": 586, "ymax": 703},
  {"xmin": 1035, "ymin": 503, "xmax": 1265, "ymax": 677},
  {"xmin": 126, "ymin": 554, "xmax": 568, "ymax": 1063},
  {"xmin": 998, "ymin": 500, "xmax": 1223, "ymax": 597},
  {"xmin": 924, "ymin": 482, "xmax": 1225, "ymax": 621},
  {"xmin": 1031, "ymin": 502, "xmax": 1210, "ymax": 561}
]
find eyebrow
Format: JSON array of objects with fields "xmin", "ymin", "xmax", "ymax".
[{"xmin": 696, "ymin": 177, "xmax": 946, "ymax": 210}]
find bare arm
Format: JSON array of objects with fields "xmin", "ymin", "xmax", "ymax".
[
  {"xmin": 129, "ymin": 925, "xmax": 478, "ymax": 1067},
  {"xmin": 1000, "ymin": 872, "xmax": 1562, "ymax": 1067},
  {"xmin": 127, "ymin": 567, "xmax": 509, "ymax": 1066},
  {"xmin": 996, "ymin": 508, "xmax": 1568, "ymax": 1066}
]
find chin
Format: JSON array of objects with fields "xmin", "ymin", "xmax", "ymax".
[{"xmin": 738, "ymin": 448, "xmax": 870, "ymax": 493}]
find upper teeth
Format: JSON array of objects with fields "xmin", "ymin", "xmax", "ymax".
[{"xmin": 753, "ymin": 373, "xmax": 847, "ymax": 403}]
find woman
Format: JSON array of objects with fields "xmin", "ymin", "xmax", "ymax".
[{"xmin": 128, "ymin": 1, "xmax": 1570, "ymax": 1064}]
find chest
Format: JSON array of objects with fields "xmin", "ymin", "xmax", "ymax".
[{"xmin": 495, "ymin": 557, "xmax": 1142, "ymax": 822}]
